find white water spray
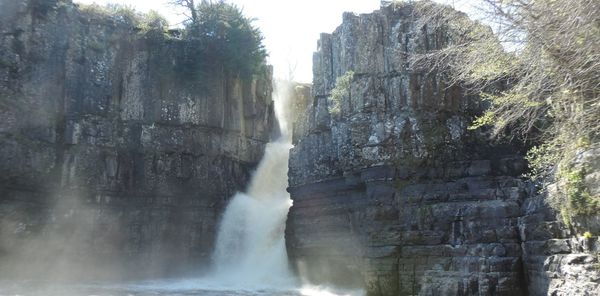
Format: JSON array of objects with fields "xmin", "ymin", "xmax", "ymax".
[{"xmin": 211, "ymin": 81, "xmax": 295, "ymax": 288}]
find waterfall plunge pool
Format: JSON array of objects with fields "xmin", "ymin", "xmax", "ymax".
[{"xmin": 0, "ymin": 278, "xmax": 363, "ymax": 296}]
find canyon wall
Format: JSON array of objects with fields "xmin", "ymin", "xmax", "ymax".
[
  {"xmin": 0, "ymin": 0, "xmax": 275, "ymax": 279},
  {"xmin": 286, "ymin": 2, "xmax": 600, "ymax": 295}
]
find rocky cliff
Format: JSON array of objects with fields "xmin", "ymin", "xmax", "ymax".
[
  {"xmin": 286, "ymin": 2, "xmax": 600, "ymax": 295},
  {"xmin": 0, "ymin": 0, "xmax": 275, "ymax": 279}
]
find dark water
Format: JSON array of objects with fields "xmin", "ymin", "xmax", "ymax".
[{"xmin": 0, "ymin": 279, "xmax": 362, "ymax": 296}]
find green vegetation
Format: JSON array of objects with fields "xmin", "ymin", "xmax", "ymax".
[
  {"xmin": 560, "ymin": 168, "xmax": 599, "ymax": 217},
  {"xmin": 0, "ymin": 58, "xmax": 11, "ymax": 68},
  {"xmin": 173, "ymin": 0, "xmax": 267, "ymax": 77},
  {"xmin": 409, "ymin": 0, "xmax": 599, "ymax": 218},
  {"xmin": 328, "ymin": 71, "xmax": 354, "ymax": 116},
  {"xmin": 30, "ymin": 0, "xmax": 64, "ymax": 17},
  {"xmin": 79, "ymin": 4, "xmax": 170, "ymax": 38},
  {"xmin": 87, "ymin": 40, "xmax": 104, "ymax": 52},
  {"xmin": 80, "ymin": 3, "xmax": 140, "ymax": 26},
  {"xmin": 138, "ymin": 10, "xmax": 170, "ymax": 37},
  {"xmin": 560, "ymin": 207, "xmax": 573, "ymax": 228},
  {"xmin": 393, "ymin": 179, "xmax": 410, "ymax": 190},
  {"xmin": 77, "ymin": 0, "xmax": 267, "ymax": 79}
]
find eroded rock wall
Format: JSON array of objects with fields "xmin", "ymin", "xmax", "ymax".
[
  {"xmin": 0, "ymin": 0, "xmax": 274, "ymax": 279},
  {"xmin": 286, "ymin": 3, "xmax": 600, "ymax": 295},
  {"xmin": 520, "ymin": 145, "xmax": 600, "ymax": 295}
]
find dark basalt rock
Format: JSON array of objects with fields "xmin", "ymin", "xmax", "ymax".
[
  {"xmin": 0, "ymin": 0, "xmax": 275, "ymax": 279},
  {"xmin": 286, "ymin": 2, "xmax": 600, "ymax": 296}
]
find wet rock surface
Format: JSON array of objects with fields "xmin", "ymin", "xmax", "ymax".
[
  {"xmin": 0, "ymin": 0, "xmax": 275, "ymax": 278},
  {"xmin": 286, "ymin": 3, "xmax": 600, "ymax": 295}
]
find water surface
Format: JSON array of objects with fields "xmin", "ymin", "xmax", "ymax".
[{"xmin": 0, "ymin": 278, "xmax": 362, "ymax": 296}]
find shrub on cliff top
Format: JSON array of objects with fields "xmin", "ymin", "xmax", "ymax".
[
  {"xmin": 138, "ymin": 10, "xmax": 170, "ymax": 37},
  {"xmin": 29, "ymin": 0, "xmax": 67, "ymax": 17},
  {"xmin": 173, "ymin": 0, "xmax": 267, "ymax": 78},
  {"xmin": 79, "ymin": 3, "xmax": 169, "ymax": 37},
  {"xmin": 79, "ymin": 3, "xmax": 139, "ymax": 26}
]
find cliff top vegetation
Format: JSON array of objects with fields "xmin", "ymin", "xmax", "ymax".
[
  {"xmin": 34, "ymin": 0, "xmax": 267, "ymax": 78},
  {"xmin": 173, "ymin": 0, "xmax": 267, "ymax": 78},
  {"xmin": 407, "ymin": 0, "xmax": 599, "ymax": 219}
]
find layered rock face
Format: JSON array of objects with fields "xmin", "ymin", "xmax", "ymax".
[
  {"xmin": 520, "ymin": 145, "xmax": 600, "ymax": 295},
  {"xmin": 0, "ymin": 0, "xmax": 274, "ymax": 278},
  {"xmin": 286, "ymin": 3, "xmax": 600, "ymax": 295}
]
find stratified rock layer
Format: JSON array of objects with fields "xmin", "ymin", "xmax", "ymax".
[
  {"xmin": 0, "ymin": 0, "xmax": 274, "ymax": 278},
  {"xmin": 520, "ymin": 144, "xmax": 600, "ymax": 296},
  {"xmin": 286, "ymin": 2, "xmax": 600, "ymax": 295}
]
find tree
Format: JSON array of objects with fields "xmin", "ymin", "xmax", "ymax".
[
  {"xmin": 169, "ymin": 0, "xmax": 198, "ymax": 23},
  {"xmin": 170, "ymin": 0, "xmax": 267, "ymax": 77},
  {"xmin": 139, "ymin": 10, "xmax": 169, "ymax": 37}
]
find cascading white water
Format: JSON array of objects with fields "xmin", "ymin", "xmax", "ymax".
[{"xmin": 211, "ymin": 81, "xmax": 295, "ymax": 288}]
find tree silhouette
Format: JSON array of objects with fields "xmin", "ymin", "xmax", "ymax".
[{"xmin": 168, "ymin": 0, "xmax": 197, "ymax": 23}]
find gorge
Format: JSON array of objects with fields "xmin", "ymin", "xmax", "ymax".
[{"xmin": 1, "ymin": 0, "xmax": 599, "ymax": 296}]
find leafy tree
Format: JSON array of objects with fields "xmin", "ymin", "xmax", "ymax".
[
  {"xmin": 139, "ymin": 10, "xmax": 169, "ymax": 37},
  {"xmin": 80, "ymin": 3, "xmax": 140, "ymax": 27},
  {"xmin": 171, "ymin": 0, "xmax": 267, "ymax": 77}
]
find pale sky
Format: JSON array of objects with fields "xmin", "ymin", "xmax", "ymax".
[{"xmin": 74, "ymin": 0, "xmax": 476, "ymax": 82}]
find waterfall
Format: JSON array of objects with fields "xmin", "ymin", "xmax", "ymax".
[{"xmin": 211, "ymin": 81, "xmax": 295, "ymax": 288}]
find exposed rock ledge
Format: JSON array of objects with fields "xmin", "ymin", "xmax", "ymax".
[
  {"xmin": 285, "ymin": 3, "xmax": 600, "ymax": 295},
  {"xmin": 0, "ymin": 0, "xmax": 275, "ymax": 279}
]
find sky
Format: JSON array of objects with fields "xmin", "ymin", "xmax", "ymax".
[{"xmin": 74, "ymin": 0, "xmax": 477, "ymax": 82}]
